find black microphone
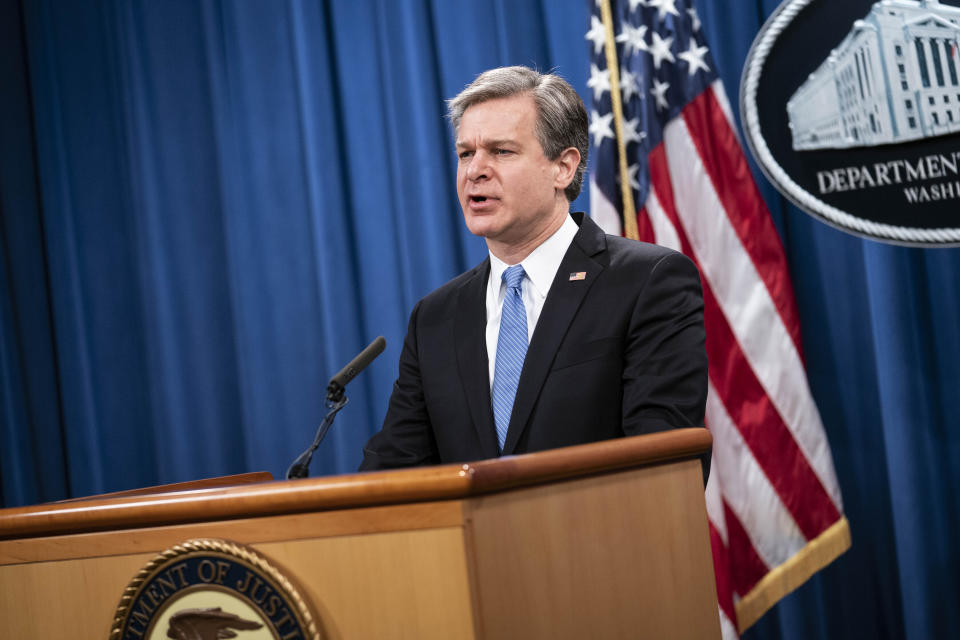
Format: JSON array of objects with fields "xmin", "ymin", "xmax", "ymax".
[
  {"xmin": 326, "ymin": 335, "xmax": 386, "ymax": 402},
  {"xmin": 287, "ymin": 336, "xmax": 387, "ymax": 479}
]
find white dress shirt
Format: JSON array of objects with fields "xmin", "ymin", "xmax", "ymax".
[{"xmin": 485, "ymin": 214, "xmax": 579, "ymax": 388}]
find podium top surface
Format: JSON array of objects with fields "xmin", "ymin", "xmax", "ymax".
[{"xmin": 0, "ymin": 428, "xmax": 710, "ymax": 540}]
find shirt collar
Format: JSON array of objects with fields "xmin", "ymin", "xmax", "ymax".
[{"xmin": 489, "ymin": 214, "xmax": 579, "ymax": 298}]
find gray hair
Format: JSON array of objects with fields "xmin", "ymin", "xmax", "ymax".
[{"xmin": 447, "ymin": 66, "xmax": 589, "ymax": 202}]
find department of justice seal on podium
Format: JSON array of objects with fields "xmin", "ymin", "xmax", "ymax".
[{"xmin": 110, "ymin": 538, "xmax": 321, "ymax": 640}]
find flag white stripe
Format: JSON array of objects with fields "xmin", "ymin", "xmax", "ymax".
[
  {"xmin": 589, "ymin": 175, "xmax": 622, "ymax": 236},
  {"xmin": 719, "ymin": 607, "xmax": 739, "ymax": 640},
  {"xmin": 645, "ymin": 189, "xmax": 682, "ymax": 251},
  {"xmin": 662, "ymin": 116, "xmax": 843, "ymax": 511},
  {"xmin": 707, "ymin": 381, "xmax": 807, "ymax": 567}
]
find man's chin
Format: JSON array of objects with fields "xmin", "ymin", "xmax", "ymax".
[{"xmin": 463, "ymin": 216, "xmax": 502, "ymax": 240}]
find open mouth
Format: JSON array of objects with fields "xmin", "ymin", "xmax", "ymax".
[{"xmin": 471, "ymin": 196, "xmax": 488, "ymax": 203}]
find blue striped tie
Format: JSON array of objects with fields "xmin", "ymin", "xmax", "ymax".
[{"xmin": 492, "ymin": 265, "xmax": 528, "ymax": 452}]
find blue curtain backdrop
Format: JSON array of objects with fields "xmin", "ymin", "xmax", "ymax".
[{"xmin": 1, "ymin": 0, "xmax": 957, "ymax": 638}]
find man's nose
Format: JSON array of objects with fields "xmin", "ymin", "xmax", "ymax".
[{"xmin": 466, "ymin": 150, "xmax": 490, "ymax": 181}]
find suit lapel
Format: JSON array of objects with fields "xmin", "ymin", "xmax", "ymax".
[
  {"xmin": 502, "ymin": 214, "xmax": 607, "ymax": 455},
  {"xmin": 454, "ymin": 259, "xmax": 500, "ymax": 459}
]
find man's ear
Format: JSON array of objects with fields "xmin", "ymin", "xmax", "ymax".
[{"xmin": 553, "ymin": 147, "xmax": 581, "ymax": 191}]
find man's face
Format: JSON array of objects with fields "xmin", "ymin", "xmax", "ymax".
[{"xmin": 456, "ymin": 94, "xmax": 566, "ymax": 248}]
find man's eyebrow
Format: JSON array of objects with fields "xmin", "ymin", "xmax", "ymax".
[
  {"xmin": 455, "ymin": 138, "xmax": 518, "ymax": 149},
  {"xmin": 483, "ymin": 138, "xmax": 518, "ymax": 147}
]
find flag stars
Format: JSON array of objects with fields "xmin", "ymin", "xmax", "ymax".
[
  {"xmin": 648, "ymin": 32, "xmax": 675, "ymax": 69},
  {"xmin": 687, "ymin": 7, "xmax": 702, "ymax": 32},
  {"xmin": 587, "ymin": 64, "xmax": 611, "ymax": 100},
  {"xmin": 585, "ymin": 15, "xmax": 607, "ymax": 55},
  {"xmin": 627, "ymin": 0, "xmax": 648, "ymax": 12},
  {"xmin": 627, "ymin": 164, "xmax": 642, "ymax": 191},
  {"xmin": 616, "ymin": 23, "xmax": 649, "ymax": 58},
  {"xmin": 589, "ymin": 110, "xmax": 615, "ymax": 146},
  {"xmin": 622, "ymin": 117, "xmax": 647, "ymax": 146},
  {"xmin": 651, "ymin": 78, "xmax": 670, "ymax": 111},
  {"xmin": 620, "ymin": 66, "xmax": 642, "ymax": 103},
  {"xmin": 649, "ymin": 0, "xmax": 680, "ymax": 21},
  {"xmin": 678, "ymin": 39, "xmax": 710, "ymax": 76}
]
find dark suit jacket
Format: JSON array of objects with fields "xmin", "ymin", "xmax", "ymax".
[{"xmin": 360, "ymin": 212, "xmax": 707, "ymax": 470}]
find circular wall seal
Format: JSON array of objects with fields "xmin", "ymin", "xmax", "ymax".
[
  {"xmin": 741, "ymin": 0, "xmax": 960, "ymax": 246},
  {"xmin": 110, "ymin": 538, "xmax": 322, "ymax": 640}
]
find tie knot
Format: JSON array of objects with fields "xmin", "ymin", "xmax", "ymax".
[{"xmin": 502, "ymin": 264, "xmax": 525, "ymax": 291}]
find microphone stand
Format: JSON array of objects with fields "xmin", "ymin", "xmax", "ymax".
[
  {"xmin": 285, "ymin": 388, "xmax": 349, "ymax": 480},
  {"xmin": 285, "ymin": 336, "xmax": 385, "ymax": 480}
]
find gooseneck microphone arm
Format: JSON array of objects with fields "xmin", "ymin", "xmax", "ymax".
[
  {"xmin": 285, "ymin": 395, "xmax": 349, "ymax": 480},
  {"xmin": 286, "ymin": 336, "xmax": 386, "ymax": 480}
]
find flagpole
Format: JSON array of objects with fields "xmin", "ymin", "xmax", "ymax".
[{"xmin": 599, "ymin": 0, "xmax": 639, "ymax": 241}]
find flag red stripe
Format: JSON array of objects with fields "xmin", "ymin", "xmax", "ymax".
[
  {"xmin": 636, "ymin": 207, "xmax": 656, "ymax": 243},
  {"xmin": 723, "ymin": 501, "xmax": 771, "ymax": 596},
  {"xmin": 648, "ymin": 144, "xmax": 841, "ymax": 540},
  {"xmin": 680, "ymin": 87, "xmax": 804, "ymax": 359},
  {"xmin": 709, "ymin": 521, "xmax": 738, "ymax": 626}
]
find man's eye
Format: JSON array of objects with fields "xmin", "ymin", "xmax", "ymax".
[
  {"xmin": 495, "ymin": 148, "xmax": 512, "ymax": 155},
  {"xmin": 458, "ymin": 150, "xmax": 474, "ymax": 160}
]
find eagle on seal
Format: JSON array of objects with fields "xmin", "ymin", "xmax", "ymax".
[{"xmin": 167, "ymin": 607, "xmax": 263, "ymax": 640}]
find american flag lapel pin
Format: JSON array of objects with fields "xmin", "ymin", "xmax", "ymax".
[{"xmin": 569, "ymin": 271, "xmax": 586, "ymax": 281}]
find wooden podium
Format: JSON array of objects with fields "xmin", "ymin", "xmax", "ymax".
[{"xmin": 0, "ymin": 429, "xmax": 720, "ymax": 639}]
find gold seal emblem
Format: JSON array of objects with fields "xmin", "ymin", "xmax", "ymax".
[{"xmin": 110, "ymin": 538, "xmax": 321, "ymax": 640}]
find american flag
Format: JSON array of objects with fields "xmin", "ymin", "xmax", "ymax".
[{"xmin": 585, "ymin": 1, "xmax": 851, "ymax": 637}]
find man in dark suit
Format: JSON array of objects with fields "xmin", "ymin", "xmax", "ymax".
[{"xmin": 360, "ymin": 66, "xmax": 706, "ymax": 470}]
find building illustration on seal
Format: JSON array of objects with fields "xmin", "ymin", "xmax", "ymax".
[{"xmin": 787, "ymin": 0, "xmax": 960, "ymax": 150}]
